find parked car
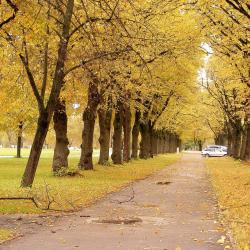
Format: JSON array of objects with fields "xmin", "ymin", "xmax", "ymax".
[
  {"xmin": 201, "ymin": 147, "xmax": 227, "ymax": 157},
  {"xmin": 207, "ymin": 145, "xmax": 227, "ymax": 152}
]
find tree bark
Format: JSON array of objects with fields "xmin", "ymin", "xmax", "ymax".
[
  {"xmin": 148, "ymin": 123, "xmax": 154, "ymax": 158},
  {"xmin": 79, "ymin": 81, "xmax": 99, "ymax": 170},
  {"xmin": 111, "ymin": 102, "xmax": 123, "ymax": 164},
  {"xmin": 231, "ymin": 120, "xmax": 242, "ymax": 158},
  {"xmin": 151, "ymin": 130, "xmax": 158, "ymax": 156},
  {"xmin": 21, "ymin": 112, "xmax": 50, "ymax": 186},
  {"xmin": 98, "ymin": 107, "xmax": 112, "ymax": 165},
  {"xmin": 163, "ymin": 132, "xmax": 167, "ymax": 153},
  {"xmin": 227, "ymin": 126, "xmax": 233, "ymax": 156},
  {"xmin": 243, "ymin": 124, "xmax": 250, "ymax": 160},
  {"xmin": 157, "ymin": 132, "xmax": 161, "ymax": 154},
  {"xmin": 159, "ymin": 131, "xmax": 164, "ymax": 154},
  {"xmin": 165, "ymin": 132, "xmax": 170, "ymax": 153},
  {"xmin": 139, "ymin": 122, "xmax": 150, "ymax": 159},
  {"xmin": 198, "ymin": 140, "xmax": 203, "ymax": 151},
  {"xmin": 169, "ymin": 133, "xmax": 173, "ymax": 153},
  {"xmin": 122, "ymin": 104, "xmax": 132, "ymax": 162},
  {"xmin": 240, "ymin": 128, "xmax": 247, "ymax": 160},
  {"xmin": 177, "ymin": 137, "xmax": 182, "ymax": 152},
  {"xmin": 16, "ymin": 121, "xmax": 23, "ymax": 158},
  {"xmin": 131, "ymin": 110, "xmax": 140, "ymax": 159},
  {"xmin": 52, "ymin": 99, "xmax": 69, "ymax": 174}
]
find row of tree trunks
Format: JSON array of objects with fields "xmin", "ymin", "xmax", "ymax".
[
  {"xmin": 225, "ymin": 118, "xmax": 250, "ymax": 160},
  {"xmin": 50, "ymin": 98, "xmax": 182, "ymax": 175},
  {"xmin": 139, "ymin": 128, "xmax": 180, "ymax": 158}
]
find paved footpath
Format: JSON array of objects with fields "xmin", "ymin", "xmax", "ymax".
[{"xmin": 1, "ymin": 153, "xmax": 232, "ymax": 250}]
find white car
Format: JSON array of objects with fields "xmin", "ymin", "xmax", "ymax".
[{"xmin": 201, "ymin": 147, "xmax": 227, "ymax": 157}]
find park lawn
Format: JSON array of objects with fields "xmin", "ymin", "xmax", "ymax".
[
  {"xmin": 0, "ymin": 148, "xmax": 81, "ymax": 158},
  {"xmin": 206, "ymin": 157, "xmax": 250, "ymax": 250},
  {"xmin": 0, "ymin": 228, "xmax": 14, "ymax": 244},
  {"xmin": 0, "ymin": 149, "xmax": 180, "ymax": 214}
]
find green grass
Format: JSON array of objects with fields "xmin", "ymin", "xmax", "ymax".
[
  {"xmin": 0, "ymin": 228, "xmax": 14, "ymax": 244},
  {"xmin": 0, "ymin": 148, "xmax": 81, "ymax": 158},
  {"xmin": 206, "ymin": 157, "xmax": 250, "ymax": 250},
  {"xmin": 0, "ymin": 148, "xmax": 180, "ymax": 214}
]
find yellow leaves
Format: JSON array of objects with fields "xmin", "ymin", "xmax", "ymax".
[
  {"xmin": 0, "ymin": 228, "xmax": 14, "ymax": 244},
  {"xmin": 206, "ymin": 157, "xmax": 250, "ymax": 249},
  {"xmin": 217, "ymin": 235, "xmax": 226, "ymax": 245}
]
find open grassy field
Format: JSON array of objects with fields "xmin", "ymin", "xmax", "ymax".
[
  {"xmin": 0, "ymin": 148, "xmax": 180, "ymax": 214},
  {"xmin": 206, "ymin": 157, "xmax": 250, "ymax": 250}
]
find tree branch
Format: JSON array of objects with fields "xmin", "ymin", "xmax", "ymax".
[
  {"xmin": 64, "ymin": 46, "xmax": 132, "ymax": 76},
  {"xmin": 0, "ymin": 0, "xmax": 18, "ymax": 29},
  {"xmin": 19, "ymin": 54, "xmax": 45, "ymax": 113}
]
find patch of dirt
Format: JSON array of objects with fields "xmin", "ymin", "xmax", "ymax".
[
  {"xmin": 156, "ymin": 181, "xmax": 171, "ymax": 185},
  {"xmin": 92, "ymin": 217, "xmax": 142, "ymax": 225}
]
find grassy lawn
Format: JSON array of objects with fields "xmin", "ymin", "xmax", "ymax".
[
  {"xmin": 206, "ymin": 157, "xmax": 250, "ymax": 250},
  {"xmin": 0, "ymin": 148, "xmax": 180, "ymax": 214},
  {"xmin": 0, "ymin": 229, "xmax": 14, "ymax": 244},
  {"xmin": 0, "ymin": 147, "xmax": 81, "ymax": 158}
]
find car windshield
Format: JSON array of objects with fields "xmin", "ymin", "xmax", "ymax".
[{"xmin": 204, "ymin": 148, "xmax": 213, "ymax": 151}]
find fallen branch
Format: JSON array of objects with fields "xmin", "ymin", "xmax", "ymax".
[{"xmin": 0, "ymin": 197, "xmax": 66, "ymax": 212}]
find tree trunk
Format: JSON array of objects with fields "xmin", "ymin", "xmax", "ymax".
[
  {"xmin": 157, "ymin": 132, "xmax": 161, "ymax": 154},
  {"xmin": 214, "ymin": 136, "xmax": 220, "ymax": 145},
  {"xmin": 16, "ymin": 121, "xmax": 23, "ymax": 158},
  {"xmin": 111, "ymin": 103, "xmax": 123, "ymax": 164},
  {"xmin": 139, "ymin": 122, "xmax": 150, "ymax": 159},
  {"xmin": 165, "ymin": 132, "xmax": 170, "ymax": 153},
  {"xmin": 122, "ymin": 104, "xmax": 132, "ymax": 162},
  {"xmin": 198, "ymin": 140, "xmax": 202, "ymax": 151},
  {"xmin": 52, "ymin": 99, "xmax": 69, "ymax": 174},
  {"xmin": 231, "ymin": 121, "xmax": 242, "ymax": 158},
  {"xmin": 169, "ymin": 133, "xmax": 173, "ymax": 153},
  {"xmin": 21, "ymin": 112, "xmax": 50, "ymax": 187},
  {"xmin": 148, "ymin": 123, "xmax": 154, "ymax": 158},
  {"xmin": 151, "ymin": 130, "xmax": 158, "ymax": 156},
  {"xmin": 79, "ymin": 81, "xmax": 99, "ymax": 170},
  {"xmin": 243, "ymin": 124, "xmax": 250, "ymax": 160},
  {"xmin": 227, "ymin": 127, "xmax": 233, "ymax": 156},
  {"xmin": 98, "ymin": 107, "xmax": 112, "ymax": 165},
  {"xmin": 20, "ymin": 0, "xmax": 74, "ymax": 187},
  {"xmin": 131, "ymin": 110, "xmax": 140, "ymax": 159},
  {"xmin": 177, "ymin": 137, "xmax": 182, "ymax": 152},
  {"xmin": 159, "ymin": 133, "xmax": 163, "ymax": 154},
  {"xmin": 163, "ymin": 133, "xmax": 167, "ymax": 153},
  {"xmin": 240, "ymin": 128, "xmax": 247, "ymax": 160}
]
